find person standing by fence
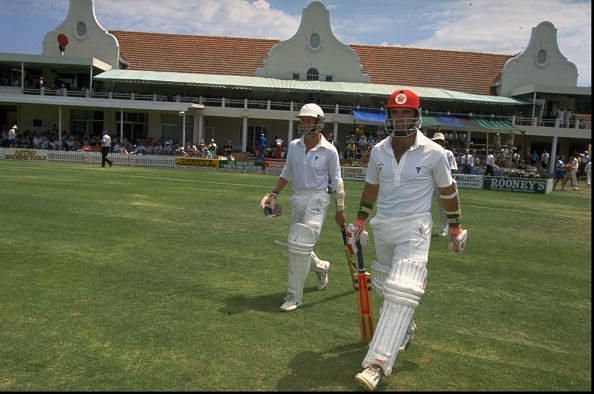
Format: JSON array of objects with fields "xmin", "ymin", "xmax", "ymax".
[
  {"xmin": 7, "ymin": 125, "xmax": 17, "ymax": 148},
  {"xmin": 101, "ymin": 130, "xmax": 113, "ymax": 168}
]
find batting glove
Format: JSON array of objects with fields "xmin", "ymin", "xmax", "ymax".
[
  {"xmin": 260, "ymin": 192, "xmax": 282, "ymax": 217},
  {"xmin": 345, "ymin": 218, "xmax": 368, "ymax": 255},
  {"xmin": 448, "ymin": 224, "xmax": 468, "ymax": 253}
]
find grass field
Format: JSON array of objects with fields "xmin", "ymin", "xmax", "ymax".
[{"xmin": 0, "ymin": 160, "xmax": 591, "ymax": 391}]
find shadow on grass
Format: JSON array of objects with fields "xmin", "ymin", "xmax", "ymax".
[
  {"xmin": 277, "ymin": 343, "xmax": 419, "ymax": 391},
  {"xmin": 219, "ymin": 288, "xmax": 353, "ymax": 315}
]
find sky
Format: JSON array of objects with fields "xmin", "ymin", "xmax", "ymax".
[{"xmin": 0, "ymin": 0, "xmax": 591, "ymax": 86}]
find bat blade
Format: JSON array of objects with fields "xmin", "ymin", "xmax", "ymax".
[
  {"xmin": 355, "ymin": 240, "xmax": 374, "ymax": 342},
  {"xmin": 355, "ymin": 271, "xmax": 374, "ymax": 342},
  {"xmin": 340, "ymin": 227, "xmax": 375, "ymax": 342}
]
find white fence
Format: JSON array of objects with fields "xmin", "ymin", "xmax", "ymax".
[
  {"xmin": 0, "ymin": 148, "xmax": 175, "ymax": 168},
  {"xmin": 0, "ymin": 148, "xmax": 552, "ymax": 193}
]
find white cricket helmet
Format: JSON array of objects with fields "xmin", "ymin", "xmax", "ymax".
[{"xmin": 297, "ymin": 103, "xmax": 325, "ymax": 137}]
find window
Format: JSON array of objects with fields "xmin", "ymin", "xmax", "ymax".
[
  {"xmin": 247, "ymin": 125, "xmax": 266, "ymax": 153},
  {"xmin": 536, "ymin": 49, "xmax": 548, "ymax": 68},
  {"xmin": 70, "ymin": 109, "xmax": 104, "ymax": 137},
  {"xmin": 306, "ymin": 68, "xmax": 319, "ymax": 81},
  {"xmin": 309, "ymin": 33, "xmax": 321, "ymax": 50},
  {"xmin": 161, "ymin": 113, "xmax": 193, "ymax": 145},
  {"xmin": 325, "ymin": 75, "xmax": 333, "ymax": 82},
  {"xmin": 292, "ymin": 73, "xmax": 300, "ymax": 80},
  {"xmin": 75, "ymin": 21, "xmax": 87, "ymax": 39},
  {"xmin": 115, "ymin": 112, "xmax": 149, "ymax": 144}
]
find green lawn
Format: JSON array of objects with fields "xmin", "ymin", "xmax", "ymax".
[{"xmin": 0, "ymin": 160, "xmax": 590, "ymax": 391}]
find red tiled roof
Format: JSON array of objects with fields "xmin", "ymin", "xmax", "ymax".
[
  {"xmin": 352, "ymin": 45, "xmax": 513, "ymax": 95},
  {"xmin": 110, "ymin": 30, "xmax": 513, "ymax": 96}
]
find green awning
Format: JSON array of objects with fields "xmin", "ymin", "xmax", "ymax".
[
  {"xmin": 422, "ymin": 116, "xmax": 518, "ymax": 133},
  {"xmin": 421, "ymin": 116, "xmax": 440, "ymax": 127},
  {"xmin": 473, "ymin": 118, "xmax": 518, "ymax": 132}
]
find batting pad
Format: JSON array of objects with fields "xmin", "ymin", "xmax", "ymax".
[
  {"xmin": 362, "ymin": 259, "xmax": 427, "ymax": 376},
  {"xmin": 371, "ymin": 259, "xmax": 390, "ymax": 296},
  {"xmin": 287, "ymin": 223, "xmax": 317, "ymax": 302}
]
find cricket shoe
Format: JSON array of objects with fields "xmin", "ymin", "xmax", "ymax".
[
  {"xmin": 316, "ymin": 260, "xmax": 330, "ymax": 291},
  {"xmin": 399, "ymin": 319, "xmax": 417, "ymax": 352},
  {"xmin": 355, "ymin": 366, "xmax": 383, "ymax": 391},
  {"xmin": 280, "ymin": 294, "xmax": 302, "ymax": 312},
  {"xmin": 439, "ymin": 228, "xmax": 448, "ymax": 237}
]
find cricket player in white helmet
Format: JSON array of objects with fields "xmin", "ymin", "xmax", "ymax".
[
  {"xmin": 345, "ymin": 89, "xmax": 468, "ymax": 391},
  {"xmin": 261, "ymin": 103, "xmax": 346, "ymax": 312}
]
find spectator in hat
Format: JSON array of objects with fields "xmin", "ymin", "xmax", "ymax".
[{"xmin": 432, "ymin": 132, "xmax": 458, "ymax": 237}]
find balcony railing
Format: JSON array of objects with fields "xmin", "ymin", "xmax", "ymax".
[{"xmin": 11, "ymin": 87, "xmax": 591, "ymax": 130}]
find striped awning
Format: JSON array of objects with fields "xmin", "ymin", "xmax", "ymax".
[{"xmin": 422, "ymin": 116, "xmax": 518, "ymax": 133}]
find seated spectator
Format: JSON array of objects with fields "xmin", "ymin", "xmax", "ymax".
[
  {"xmin": 471, "ymin": 164, "xmax": 482, "ymax": 175},
  {"xmin": 224, "ymin": 139, "xmax": 234, "ymax": 160}
]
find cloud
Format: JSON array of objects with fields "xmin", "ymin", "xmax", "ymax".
[
  {"xmin": 94, "ymin": 0, "xmax": 300, "ymax": 40},
  {"xmin": 407, "ymin": 0, "xmax": 591, "ymax": 86}
]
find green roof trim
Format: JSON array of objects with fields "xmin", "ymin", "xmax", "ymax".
[{"xmin": 94, "ymin": 69, "xmax": 532, "ymax": 106}]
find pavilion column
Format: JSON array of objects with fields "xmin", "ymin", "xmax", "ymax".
[
  {"xmin": 242, "ymin": 117, "xmax": 248, "ymax": 152},
  {"xmin": 548, "ymin": 136, "xmax": 558, "ymax": 175}
]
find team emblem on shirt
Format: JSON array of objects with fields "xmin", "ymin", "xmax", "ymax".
[{"xmin": 395, "ymin": 93, "xmax": 407, "ymax": 105}]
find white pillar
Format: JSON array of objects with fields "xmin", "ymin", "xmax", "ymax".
[
  {"xmin": 242, "ymin": 117, "xmax": 248, "ymax": 153},
  {"xmin": 288, "ymin": 119, "xmax": 293, "ymax": 142},
  {"xmin": 193, "ymin": 114, "xmax": 199, "ymax": 144},
  {"xmin": 198, "ymin": 115, "xmax": 204, "ymax": 143},
  {"xmin": 333, "ymin": 122, "xmax": 338, "ymax": 142},
  {"xmin": 549, "ymin": 136, "xmax": 558, "ymax": 175},
  {"xmin": 181, "ymin": 112, "xmax": 186, "ymax": 146},
  {"xmin": 120, "ymin": 109, "xmax": 124, "ymax": 143},
  {"xmin": 58, "ymin": 106, "xmax": 62, "ymax": 149}
]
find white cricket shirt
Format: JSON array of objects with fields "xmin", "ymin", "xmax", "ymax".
[
  {"xmin": 101, "ymin": 134, "xmax": 112, "ymax": 147},
  {"xmin": 280, "ymin": 134, "xmax": 342, "ymax": 193},
  {"xmin": 366, "ymin": 131, "xmax": 453, "ymax": 217},
  {"xmin": 445, "ymin": 149, "xmax": 458, "ymax": 170}
]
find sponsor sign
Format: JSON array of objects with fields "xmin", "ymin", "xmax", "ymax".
[
  {"xmin": 175, "ymin": 157, "xmax": 220, "ymax": 168},
  {"xmin": 3, "ymin": 149, "xmax": 47, "ymax": 160},
  {"xmin": 341, "ymin": 166, "xmax": 366, "ymax": 180},
  {"xmin": 483, "ymin": 176, "xmax": 550, "ymax": 194},
  {"xmin": 219, "ymin": 160, "xmax": 264, "ymax": 172},
  {"xmin": 453, "ymin": 174, "xmax": 483, "ymax": 189},
  {"xmin": 264, "ymin": 159, "xmax": 285, "ymax": 171}
]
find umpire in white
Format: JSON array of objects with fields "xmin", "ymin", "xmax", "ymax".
[
  {"xmin": 261, "ymin": 103, "xmax": 346, "ymax": 312},
  {"xmin": 101, "ymin": 130, "xmax": 113, "ymax": 168}
]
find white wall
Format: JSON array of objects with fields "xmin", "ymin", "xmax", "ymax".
[
  {"xmin": 256, "ymin": 1, "xmax": 368, "ymax": 83},
  {"xmin": 42, "ymin": 0, "xmax": 120, "ymax": 68},
  {"xmin": 499, "ymin": 21, "xmax": 578, "ymax": 96}
]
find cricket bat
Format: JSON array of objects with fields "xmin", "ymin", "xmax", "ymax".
[
  {"xmin": 341, "ymin": 228, "xmax": 375, "ymax": 342},
  {"xmin": 340, "ymin": 228, "xmax": 357, "ymax": 290}
]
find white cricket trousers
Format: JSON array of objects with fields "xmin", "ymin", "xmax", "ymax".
[
  {"xmin": 286, "ymin": 190, "xmax": 330, "ymax": 301},
  {"xmin": 363, "ymin": 211, "xmax": 433, "ymax": 376}
]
